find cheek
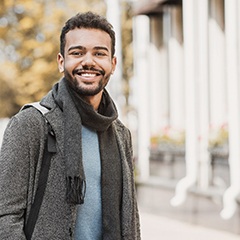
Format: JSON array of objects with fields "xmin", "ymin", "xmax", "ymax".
[
  {"xmin": 64, "ymin": 59, "xmax": 78, "ymax": 72},
  {"xmin": 102, "ymin": 60, "xmax": 115, "ymax": 73}
]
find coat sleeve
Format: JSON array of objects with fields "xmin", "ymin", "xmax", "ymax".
[
  {"xmin": 126, "ymin": 128, "xmax": 141, "ymax": 240},
  {"xmin": 0, "ymin": 109, "xmax": 44, "ymax": 239},
  {"xmin": 114, "ymin": 121, "xmax": 141, "ymax": 239}
]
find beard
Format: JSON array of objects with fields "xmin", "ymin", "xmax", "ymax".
[{"xmin": 64, "ymin": 68, "xmax": 110, "ymax": 96}]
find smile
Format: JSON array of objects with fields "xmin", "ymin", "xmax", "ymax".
[
  {"xmin": 79, "ymin": 72, "xmax": 99, "ymax": 77},
  {"xmin": 74, "ymin": 68, "xmax": 104, "ymax": 77}
]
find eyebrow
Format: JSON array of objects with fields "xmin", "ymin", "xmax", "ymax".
[{"xmin": 68, "ymin": 45, "xmax": 109, "ymax": 53}]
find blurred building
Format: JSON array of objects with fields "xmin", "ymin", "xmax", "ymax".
[{"xmin": 131, "ymin": 0, "xmax": 240, "ymax": 234}]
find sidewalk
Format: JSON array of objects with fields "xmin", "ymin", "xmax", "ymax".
[{"xmin": 140, "ymin": 210, "xmax": 240, "ymax": 240}]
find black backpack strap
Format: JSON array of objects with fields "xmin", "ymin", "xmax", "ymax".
[{"xmin": 21, "ymin": 102, "xmax": 56, "ymax": 240}]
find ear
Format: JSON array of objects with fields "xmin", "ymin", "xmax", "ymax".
[
  {"xmin": 57, "ymin": 53, "xmax": 64, "ymax": 73},
  {"xmin": 111, "ymin": 56, "xmax": 117, "ymax": 74}
]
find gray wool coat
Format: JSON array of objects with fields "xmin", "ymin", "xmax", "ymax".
[{"xmin": 0, "ymin": 91, "xmax": 140, "ymax": 240}]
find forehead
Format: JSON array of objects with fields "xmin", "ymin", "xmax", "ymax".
[{"xmin": 65, "ymin": 28, "xmax": 112, "ymax": 50}]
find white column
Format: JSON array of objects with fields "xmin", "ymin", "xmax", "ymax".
[
  {"xmin": 221, "ymin": 0, "xmax": 240, "ymax": 220},
  {"xmin": 168, "ymin": 7, "xmax": 184, "ymax": 130},
  {"xmin": 132, "ymin": 15, "xmax": 151, "ymax": 181},
  {"xmin": 105, "ymin": 0, "xmax": 123, "ymax": 118},
  {"xmin": 171, "ymin": 0, "xmax": 198, "ymax": 206},
  {"xmin": 208, "ymin": 0, "xmax": 226, "ymax": 127},
  {"xmin": 149, "ymin": 17, "xmax": 167, "ymax": 133},
  {"xmin": 197, "ymin": 0, "xmax": 210, "ymax": 189}
]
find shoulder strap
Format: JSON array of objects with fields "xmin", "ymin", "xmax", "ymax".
[
  {"xmin": 21, "ymin": 101, "xmax": 50, "ymax": 115},
  {"xmin": 22, "ymin": 102, "xmax": 56, "ymax": 240}
]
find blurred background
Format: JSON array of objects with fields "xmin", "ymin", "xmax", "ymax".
[{"xmin": 1, "ymin": 0, "xmax": 240, "ymax": 239}]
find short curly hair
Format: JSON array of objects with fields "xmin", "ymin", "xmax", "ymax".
[{"xmin": 60, "ymin": 12, "xmax": 116, "ymax": 57}]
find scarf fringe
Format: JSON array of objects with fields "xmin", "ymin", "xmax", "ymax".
[{"xmin": 66, "ymin": 176, "xmax": 86, "ymax": 204}]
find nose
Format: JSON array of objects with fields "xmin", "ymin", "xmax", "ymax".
[{"xmin": 81, "ymin": 53, "xmax": 95, "ymax": 67}]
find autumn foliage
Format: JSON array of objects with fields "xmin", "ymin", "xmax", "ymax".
[
  {"xmin": 0, "ymin": 0, "xmax": 133, "ymax": 118},
  {"xmin": 0, "ymin": 0, "xmax": 106, "ymax": 117}
]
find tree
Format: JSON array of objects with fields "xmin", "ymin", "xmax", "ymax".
[
  {"xmin": 0, "ymin": 0, "xmax": 106, "ymax": 117},
  {"xmin": 121, "ymin": 1, "xmax": 134, "ymax": 107}
]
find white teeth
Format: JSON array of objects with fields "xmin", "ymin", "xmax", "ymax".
[{"xmin": 81, "ymin": 73, "xmax": 96, "ymax": 77}]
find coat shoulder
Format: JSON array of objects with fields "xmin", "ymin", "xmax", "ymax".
[
  {"xmin": 113, "ymin": 119, "xmax": 131, "ymax": 135},
  {"xmin": 15, "ymin": 106, "xmax": 46, "ymax": 125},
  {"xmin": 4, "ymin": 107, "xmax": 47, "ymax": 145}
]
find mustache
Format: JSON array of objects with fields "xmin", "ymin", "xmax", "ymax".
[{"xmin": 73, "ymin": 67, "xmax": 105, "ymax": 76}]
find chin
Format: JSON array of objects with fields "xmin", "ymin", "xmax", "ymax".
[{"xmin": 75, "ymin": 85, "xmax": 103, "ymax": 96}]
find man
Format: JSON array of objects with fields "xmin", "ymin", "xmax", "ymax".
[{"xmin": 0, "ymin": 12, "xmax": 140, "ymax": 239}]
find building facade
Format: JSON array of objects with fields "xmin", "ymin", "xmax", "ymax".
[{"xmin": 132, "ymin": 0, "xmax": 240, "ymax": 221}]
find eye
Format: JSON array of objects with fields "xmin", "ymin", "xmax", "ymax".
[
  {"xmin": 70, "ymin": 51, "xmax": 84, "ymax": 56},
  {"xmin": 95, "ymin": 51, "xmax": 107, "ymax": 57}
]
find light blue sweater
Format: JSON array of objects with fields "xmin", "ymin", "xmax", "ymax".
[{"xmin": 74, "ymin": 126, "xmax": 102, "ymax": 239}]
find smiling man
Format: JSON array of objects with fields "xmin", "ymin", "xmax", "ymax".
[{"xmin": 0, "ymin": 12, "xmax": 141, "ymax": 239}]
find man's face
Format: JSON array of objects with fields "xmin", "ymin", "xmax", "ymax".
[{"xmin": 58, "ymin": 28, "xmax": 116, "ymax": 97}]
